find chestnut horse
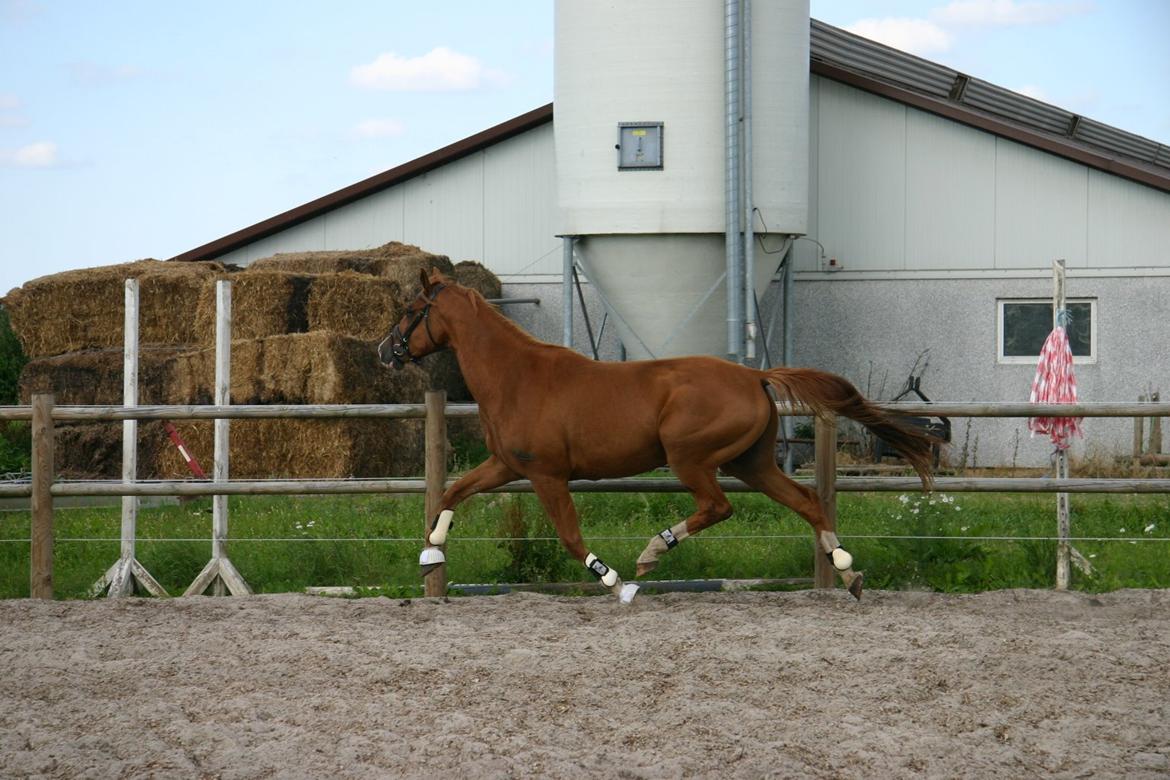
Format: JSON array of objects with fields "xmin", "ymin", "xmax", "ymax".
[{"xmin": 380, "ymin": 269, "xmax": 935, "ymax": 602}]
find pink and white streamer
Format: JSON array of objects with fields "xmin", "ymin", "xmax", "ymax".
[{"xmin": 1027, "ymin": 325, "xmax": 1083, "ymax": 450}]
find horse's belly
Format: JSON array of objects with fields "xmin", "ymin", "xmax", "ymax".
[{"xmin": 565, "ymin": 427, "xmax": 666, "ymax": 479}]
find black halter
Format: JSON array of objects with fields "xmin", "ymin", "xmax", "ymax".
[{"xmin": 386, "ymin": 284, "xmax": 446, "ymax": 366}]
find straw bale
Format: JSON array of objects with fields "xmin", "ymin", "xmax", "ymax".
[
  {"xmin": 54, "ymin": 421, "xmax": 168, "ymax": 480},
  {"xmin": 2, "ymin": 259, "xmax": 223, "ymax": 358},
  {"xmin": 248, "ymin": 242, "xmax": 454, "ymax": 285},
  {"xmin": 155, "ymin": 418, "xmax": 425, "ymax": 479},
  {"xmin": 167, "ymin": 332, "xmax": 431, "ymax": 405},
  {"xmin": 306, "ymin": 272, "xmax": 402, "ymax": 340},
  {"xmin": 375, "ymin": 251, "xmax": 456, "ymax": 309},
  {"xmin": 19, "ymin": 347, "xmax": 180, "ymax": 406},
  {"xmin": 191, "ymin": 271, "xmax": 314, "ymax": 345},
  {"xmin": 452, "ymin": 261, "xmax": 502, "ymax": 300}
]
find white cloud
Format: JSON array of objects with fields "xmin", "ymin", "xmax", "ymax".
[
  {"xmin": 0, "ymin": 93, "xmax": 19, "ymax": 110},
  {"xmin": 933, "ymin": 0, "xmax": 1093, "ymax": 27},
  {"xmin": 845, "ymin": 18, "xmax": 954, "ymax": 55},
  {"xmin": 350, "ymin": 46, "xmax": 502, "ymax": 91},
  {"xmin": 353, "ymin": 118, "xmax": 406, "ymax": 139},
  {"xmin": 1, "ymin": 140, "xmax": 58, "ymax": 168}
]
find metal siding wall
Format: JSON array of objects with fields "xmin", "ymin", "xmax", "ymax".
[
  {"xmin": 816, "ymin": 78, "xmax": 907, "ymax": 271},
  {"xmin": 994, "ymin": 138, "xmax": 1089, "ymax": 268},
  {"xmin": 322, "ymin": 187, "xmax": 406, "ymax": 250},
  {"xmin": 1087, "ymin": 170, "xmax": 1170, "ymax": 268},
  {"xmin": 482, "ymin": 123, "xmax": 561, "ymax": 275},
  {"xmin": 905, "ymin": 110, "xmax": 995, "ymax": 270},
  {"xmin": 216, "ymin": 218, "xmax": 328, "ymax": 266},
  {"xmin": 402, "ymin": 153, "xmax": 486, "ymax": 263},
  {"xmin": 793, "ymin": 75, "xmax": 821, "ymax": 273}
]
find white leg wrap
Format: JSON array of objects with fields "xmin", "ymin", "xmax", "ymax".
[
  {"xmin": 820, "ymin": 531, "xmax": 853, "ymax": 571},
  {"xmin": 419, "ymin": 547, "xmax": 446, "ymax": 566},
  {"xmin": 585, "ymin": 553, "xmax": 619, "ymax": 588},
  {"xmin": 429, "ymin": 509, "xmax": 454, "ymax": 546}
]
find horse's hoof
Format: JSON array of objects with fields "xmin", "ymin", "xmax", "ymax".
[
  {"xmin": 419, "ymin": 563, "xmax": 442, "ymax": 578},
  {"xmin": 848, "ymin": 572, "xmax": 864, "ymax": 601},
  {"xmin": 618, "ymin": 582, "xmax": 640, "ymax": 604},
  {"xmin": 635, "ymin": 559, "xmax": 657, "ymax": 577}
]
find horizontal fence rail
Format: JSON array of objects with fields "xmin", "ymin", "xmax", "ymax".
[
  {"xmin": 11, "ymin": 394, "xmax": 1170, "ymax": 598},
  {"xmin": 3, "ymin": 401, "xmax": 1170, "ymax": 422},
  {"xmin": 4, "ymin": 476, "xmax": 1170, "ymax": 500}
]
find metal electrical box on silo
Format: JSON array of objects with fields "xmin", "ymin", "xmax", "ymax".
[{"xmin": 555, "ymin": 0, "xmax": 809, "ymax": 359}]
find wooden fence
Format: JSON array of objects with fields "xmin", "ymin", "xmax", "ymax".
[{"xmin": 6, "ymin": 395, "xmax": 1170, "ymax": 599}]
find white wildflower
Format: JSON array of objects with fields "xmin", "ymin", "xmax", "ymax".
[
  {"xmin": 1144, "ymin": 523, "xmax": 1156, "ymax": 534},
  {"xmin": 898, "ymin": 494, "xmax": 910, "ymax": 504}
]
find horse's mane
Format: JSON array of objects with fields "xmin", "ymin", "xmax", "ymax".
[{"xmin": 454, "ymin": 283, "xmax": 563, "ymax": 351}]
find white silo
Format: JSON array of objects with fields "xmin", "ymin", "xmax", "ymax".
[{"xmin": 555, "ymin": 0, "xmax": 809, "ymax": 360}]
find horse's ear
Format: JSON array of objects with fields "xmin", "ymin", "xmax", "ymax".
[{"xmin": 419, "ymin": 268, "xmax": 431, "ymax": 293}]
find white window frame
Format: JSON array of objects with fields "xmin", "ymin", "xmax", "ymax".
[{"xmin": 997, "ymin": 298, "xmax": 1097, "ymax": 365}]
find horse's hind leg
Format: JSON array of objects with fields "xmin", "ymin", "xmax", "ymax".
[
  {"xmin": 530, "ymin": 476, "xmax": 639, "ymax": 603},
  {"xmin": 636, "ymin": 465, "xmax": 733, "ymax": 577},
  {"xmin": 722, "ymin": 435, "xmax": 864, "ymax": 599}
]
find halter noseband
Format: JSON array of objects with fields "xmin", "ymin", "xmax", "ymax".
[{"xmin": 386, "ymin": 283, "xmax": 447, "ymax": 366}]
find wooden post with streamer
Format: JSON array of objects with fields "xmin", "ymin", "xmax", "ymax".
[
  {"xmin": 30, "ymin": 393, "xmax": 55, "ymax": 599},
  {"xmin": 813, "ymin": 413, "xmax": 838, "ymax": 589},
  {"xmin": 184, "ymin": 280, "xmax": 252, "ymax": 596},
  {"xmin": 1053, "ymin": 260, "xmax": 1072, "ymax": 591},
  {"xmin": 92, "ymin": 278, "xmax": 167, "ymax": 597},
  {"xmin": 424, "ymin": 390, "xmax": 448, "ymax": 597}
]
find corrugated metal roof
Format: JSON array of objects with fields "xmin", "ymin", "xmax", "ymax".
[{"xmin": 810, "ymin": 18, "xmax": 1169, "ymax": 171}]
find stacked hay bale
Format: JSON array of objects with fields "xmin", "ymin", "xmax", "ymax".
[
  {"xmin": 4, "ymin": 243, "xmax": 500, "ymax": 480},
  {"xmin": 7, "ymin": 260, "xmax": 222, "ymax": 479}
]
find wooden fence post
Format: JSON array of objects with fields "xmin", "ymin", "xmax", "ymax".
[
  {"xmin": 30, "ymin": 393, "xmax": 55, "ymax": 599},
  {"xmin": 814, "ymin": 413, "xmax": 838, "ymax": 589},
  {"xmin": 1150, "ymin": 392, "xmax": 1162, "ymax": 454},
  {"xmin": 424, "ymin": 390, "xmax": 448, "ymax": 597}
]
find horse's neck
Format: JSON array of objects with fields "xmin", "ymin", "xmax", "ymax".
[{"xmin": 448, "ymin": 302, "xmax": 543, "ymax": 409}]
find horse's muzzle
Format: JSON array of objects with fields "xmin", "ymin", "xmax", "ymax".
[{"xmin": 377, "ymin": 327, "xmax": 410, "ymax": 369}]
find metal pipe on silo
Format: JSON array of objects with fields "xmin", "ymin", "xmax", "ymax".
[
  {"xmin": 562, "ymin": 236, "xmax": 574, "ymax": 348},
  {"xmin": 742, "ymin": 0, "xmax": 756, "ymax": 363},
  {"xmin": 724, "ymin": 0, "xmax": 743, "ymax": 362},
  {"xmin": 782, "ymin": 247, "xmax": 795, "ymax": 474}
]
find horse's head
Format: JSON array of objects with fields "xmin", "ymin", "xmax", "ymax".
[{"xmin": 378, "ymin": 268, "xmax": 454, "ymax": 369}]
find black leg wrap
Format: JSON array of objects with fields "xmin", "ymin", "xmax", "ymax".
[{"xmin": 659, "ymin": 529, "xmax": 679, "ymax": 549}]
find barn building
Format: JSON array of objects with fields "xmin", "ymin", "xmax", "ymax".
[{"xmin": 173, "ymin": 15, "xmax": 1170, "ymax": 467}]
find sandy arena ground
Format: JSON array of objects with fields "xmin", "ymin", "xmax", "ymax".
[{"xmin": 1, "ymin": 588, "xmax": 1168, "ymax": 779}]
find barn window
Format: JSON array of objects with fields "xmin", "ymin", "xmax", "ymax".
[{"xmin": 997, "ymin": 298, "xmax": 1096, "ymax": 364}]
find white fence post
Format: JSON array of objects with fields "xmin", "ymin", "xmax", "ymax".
[
  {"xmin": 92, "ymin": 278, "xmax": 167, "ymax": 597},
  {"xmin": 184, "ymin": 280, "xmax": 251, "ymax": 596}
]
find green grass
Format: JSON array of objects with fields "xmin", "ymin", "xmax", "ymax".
[{"xmin": 1, "ymin": 490, "xmax": 1167, "ymax": 599}]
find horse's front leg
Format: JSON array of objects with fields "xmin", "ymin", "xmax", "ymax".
[
  {"xmin": 420, "ymin": 455, "xmax": 519, "ymax": 575},
  {"xmin": 530, "ymin": 476, "xmax": 639, "ymax": 604}
]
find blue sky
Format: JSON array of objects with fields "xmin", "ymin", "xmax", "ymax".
[{"xmin": 1, "ymin": 0, "xmax": 1167, "ymax": 297}]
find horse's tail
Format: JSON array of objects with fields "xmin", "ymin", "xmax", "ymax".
[{"xmin": 760, "ymin": 367, "xmax": 937, "ymax": 491}]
